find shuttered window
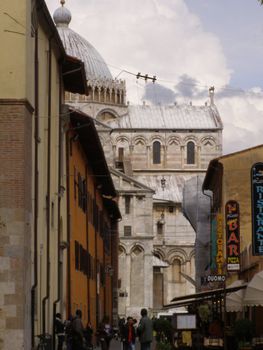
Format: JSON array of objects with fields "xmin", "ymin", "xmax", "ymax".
[
  {"xmin": 153, "ymin": 141, "xmax": 161, "ymax": 164},
  {"xmin": 187, "ymin": 141, "xmax": 195, "ymax": 164},
  {"xmin": 125, "ymin": 196, "xmax": 131, "ymax": 214},
  {"xmin": 124, "ymin": 226, "xmax": 132, "ymax": 236}
]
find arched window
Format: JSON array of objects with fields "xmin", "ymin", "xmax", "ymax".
[
  {"xmin": 153, "ymin": 141, "xmax": 161, "ymax": 164},
  {"xmin": 187, "ymin": 141, "xmax": 195, "ymax": 164},
  {"xmin": 172, "ymin": 259, "xmax": 181, "ymax": 282}
]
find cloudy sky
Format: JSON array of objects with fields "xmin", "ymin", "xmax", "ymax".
[{"xmin": 46, "ymin": 0, "xmax": 263, "ymax": 155}]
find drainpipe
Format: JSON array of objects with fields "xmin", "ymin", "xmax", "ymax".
[
  {"xmin": 86, "ymin": 165, "xmax": 91, "ymax": 321},
  {"xmin": 31, "ymin": 26, "xmax": 39, "ymax": 348},
  {"xmin": 66, "ymin": 117, "xmax": 71, "ymax": 318},
  {"xmin": 94, "ymin": 188, "xmax": 99, "ymax": 328},
  {"xmin": 42, "ymin": 36, "xmax": 52, "ymax": 334},
  {"xmin": 52, "ymin": 64, "xmax": 63, "ymax": 349}
]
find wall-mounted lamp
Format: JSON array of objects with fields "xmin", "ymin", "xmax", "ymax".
[
  {"xmin": 161, "ymin": 177, "xmax": 166, "ymax": 191},
  {"xmin": 158, "ymin": 212, "xmax": 165, "ymax": 225}
]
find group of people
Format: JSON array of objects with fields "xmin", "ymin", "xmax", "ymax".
[
  {"xmin": 55, "ymin": 310, "xmax": 93, "ymax": 350},
  {"xmin": 54, "ymin": 308, "xmax": 153, "ymax": 350},
  {"xmin": 120, "ymin": 308, "xmax": 153, "ymax": 350}
]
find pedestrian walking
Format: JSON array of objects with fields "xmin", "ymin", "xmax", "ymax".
[
  {"xmin": 122, "ymin": 317, "xmax": 136, "ymax": 350},
  {"xmin": 55, "ymin": 313, "xmax": 65, "ymax": 350},
  {"xmin": 97, "ymin": 316, "xmax": 113, "ymax": 350},
  {"xmin": 84, "ymin": 321, "xmax": 94, "ymax": 349},
  {"xmin": 72, "ymin": 309, "xmax": 84, "ymax": 350},
  {"xmin": 137, "ymin": 309, "xmax": 153, "ymax": 350},
  {"xmin": 65, "ymin": 315, "xmax": 74, "ymax": 350}
]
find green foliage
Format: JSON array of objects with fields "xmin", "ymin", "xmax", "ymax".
[
  {"xmin": 259, "ymin": 0, "xmax": 263, "ymax": 5},
  {"xmin": 233, "ymin": 319, "xmax": 254, "ymax": 343},
  {"xmin": 153, "ymin": 318, "xmax": 174, "ymax": 344},
  {"xmin": 156, "ymin": 340, "xmax": 173, "ymax": 350},
  {"xmin": 198, "ymin": 304, "xmax": 211, "ymax": 323}
]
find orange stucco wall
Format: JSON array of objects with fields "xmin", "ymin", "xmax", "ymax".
[{"xmin": 67, "ymin": 129, "xmax": 113, "ymax": 330}]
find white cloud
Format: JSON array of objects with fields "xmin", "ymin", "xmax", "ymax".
[
  {"xmin": 46, "ymin": 0, "xmax": 263, "ymax": 155},
  {"xmin": 46, "ymin": 0, "xmax": 231, "ymax": 98},
  {"xmin": 216, "ymin": 90, "xmax": 263, "ymax": 154}
]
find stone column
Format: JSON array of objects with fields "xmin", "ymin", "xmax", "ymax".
[
  {"xmin": 144, "ymin": 253, "xmax": 153, "ymax": 309},
  {"xmin": 147, "ymin": 145, "xmax": 151, "ymax": 168},
  {"xmin": 181, "ymin": 145, "xmax": 185, "ymax": 168},
  {"xmin": 163, "ymin": 145, "xmax": 168, "ymax": 167},
  {"xmin": 98, "ymin": 87, "xmax": 101, "ymax": 102},
  {"xmin": 197, "ymin": 145, "xmax": 201, "ymax": 168},
  {"xmin": 126, "ymin": 253, "xmax": 131, "ymax": 312}
]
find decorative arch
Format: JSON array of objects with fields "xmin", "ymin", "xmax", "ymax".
[
  {"xmin": 115, "ymin": 135, "xmax": 130, "ymax": 145},
  {"xmin": 183, "ymin": 135, "xmax": 199, "ymax": 146},
  {"xmin": 188, "ymin": 249, "xmax": 195, "ymax": 261},
  {"xmin": 150, "ymin": 135, "xmax": 165, "ymax": 144},
  {"xmin": 132, "ymin": 135, "xmax": 147, "ymax": 147},
  {"xmin": 166, "ymin": 248, "xmax": 188, "ymax": 264},
  {"xmin": 130, "ymin": 243, "xmax": 145, "ymax": 255},
  {"xmin": 118, "ymin": 244, "xmax": 127, "ymax": 256},
  {"xmin": 167, "ymin": 136, "xmax": 181, "ymax": 146},
  {"xmin": 96, "ymin": 108, "xmax": 119, "ymax": 121},
  {"xmin": 200, "ymin": 136, "xmax": 216, "ymax": 147},
  {"xmin": 153, "ymin": 248, "xmax": 166, "ymax": 261}
]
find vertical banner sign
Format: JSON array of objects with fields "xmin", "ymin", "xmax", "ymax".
[
  {"xmin": 225, "ymin": 201, "xmax": 240, "ymax": 271},
  {"xmin": 211, "ymin": 216, "xmax": 217, "ymax": 272},
  {"xmin": 251, "ymin": 162, "xmax": 263, "ymax": 255},
  {"xmin": 216, "ymin": 214, "xmax": 224, "ymax": 274}
]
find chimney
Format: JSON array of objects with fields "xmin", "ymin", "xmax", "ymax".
[{"xmin": 209, "ymin": 86, "xmax": 215, "ymax": 105}]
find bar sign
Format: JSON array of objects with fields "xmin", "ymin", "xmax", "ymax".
[{"xmin": 225, "ymin": 200, "xmax": 240, "ymax": 271}]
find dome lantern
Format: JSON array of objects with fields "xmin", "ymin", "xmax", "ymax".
[{"xmin": 53, "ymin": 0, "xmax": 72, "ymax": 27}]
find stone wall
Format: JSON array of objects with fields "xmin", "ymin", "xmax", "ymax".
[{"xmin": 0, "ymin": 100, "xmax": 32, "ymax": 349}]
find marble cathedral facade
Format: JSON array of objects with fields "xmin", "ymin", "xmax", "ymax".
[{"xmin": 53, "ymin": 1, "xmax": 223, "ymax": 319}]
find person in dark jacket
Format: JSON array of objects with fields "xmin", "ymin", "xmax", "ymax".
[
  {"xmin": 122, "ymin": 317, "xmax": 136, "ymax": 350},
  {"xmin": 97, "ymin": 316, "xmax": 113, "ymax": 350},
  {"xmin": 84, "ymin": 322, "xmax": 94, "ymax": 349},
  {"xmin": 137, "ymin": 309, "xmax": 153, "ymax": 350},
  {"xmin": 72, "ymin": 309, "xmax": 84, "ymax": 350},
  {"xmin": 55, "ymin": 313, "xmax": 65, "ymax": 350}
]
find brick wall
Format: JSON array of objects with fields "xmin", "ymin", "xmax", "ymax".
[{"xmin": 0, "ymin": 100, "xmax": 33, "ymax": 349}]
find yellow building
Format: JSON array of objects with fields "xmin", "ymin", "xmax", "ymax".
[
  {"xmin": 0, "ymin": 0, "xmax": 86, "ymax": 349},
  {"xmin": 203, "ymin": 145, "xmax": 263, "ymax": 335}
]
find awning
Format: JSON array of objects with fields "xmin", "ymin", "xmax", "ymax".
[
  {"xmin": 153, "ymin": 256, "xmax": 169, "ymax": 268},
  {"xmin": 164, "ymin": 284, "xmax": 247, "ymax": 309},
  {"xmin": 243, "ymin": 271, "xmax": 263, "ymax": 306},
  {"xmin": 226, "ymin": 280, "xmax": 246, "ymax": 312}
]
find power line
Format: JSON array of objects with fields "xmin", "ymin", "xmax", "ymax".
[{"xmin": 4, "ymin": 12, "xmax": 263, "ymax": 100}]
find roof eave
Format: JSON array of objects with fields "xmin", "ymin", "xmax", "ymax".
[
  {"xmin": 62, "ymin": 56, "xmax": 88, "ymax": 94},
  {"xmin": 69, "ymin": 109, "xmax": 117, "ymax": 198}
]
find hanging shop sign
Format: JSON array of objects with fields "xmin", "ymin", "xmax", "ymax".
[
  {"xmin": 251, "ymin": 162, "xmax": 263, "ymax": 255},
  {"xmin": 210, "ymin": 216, "xmax": 217, "ymax": 272},
  {"xmin": 207, "ymin": 275, "xmax": 226, "ymax": 283},
  {"xmin": 225, "ymin": 200, "xmax": 240, "ymax": 271},
  {"xmin": 216, "ymin": 214, "xmax": 224, "ymax": 275}
]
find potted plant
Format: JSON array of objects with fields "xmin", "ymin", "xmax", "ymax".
[
  {"xmin": 233, "ymin": 319, "xmax": 254, "ymax": 350},
  {"xmin": 153, "ymin": 318, "xmax": 174, "ymax": 350}
]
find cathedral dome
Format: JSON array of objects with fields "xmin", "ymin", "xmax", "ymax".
[{"xmin": 53, "ymin": 1, "xmax": 112, "ymax": 81}]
